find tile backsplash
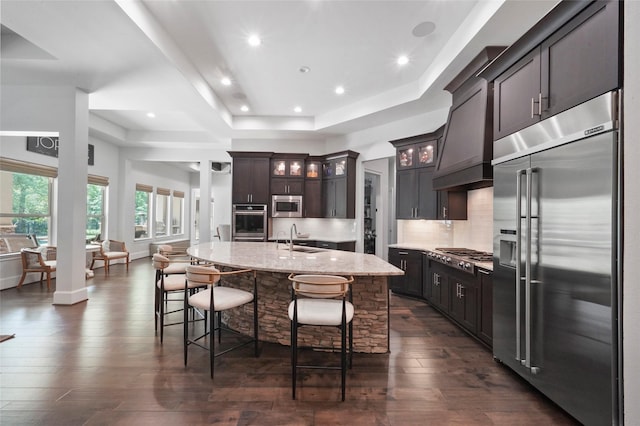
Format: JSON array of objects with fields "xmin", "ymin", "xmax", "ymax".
[
  {"xmin": 270, "ymin": 217, "xmax": 357, "ymax": 241},
  {"xmin": 397, "ymin": 187, "xmax": 493, "ymax": 252}
]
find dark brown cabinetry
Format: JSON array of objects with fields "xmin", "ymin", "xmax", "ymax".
[
  {"xmin": 429, "ymin": 262, "xmax": 451, "ymax": 313},
  {"xmin": 392, "ymin": 128, "xmax": 467, "ymax": 220},
  {"xmin": 449, "ymin": 271, "xmax": 478, "ymax": 334},
  {"xmin": 388, "ymin": 248, "xmax": 423, "ymax": 297},
  {"xmin": 316, "ymin": 240, "xmax": 356, "ymax": 252},
  {"xmin": 396, "ymin": 168, "xmax": 436, "ymax": 219},
  {"xmin": 303, "ymin": 158, "xmax": 322, "ymax": 218},
  {"xmin": 271, "ymin": 156, "xmax": 305, "ymax": 195},
  {"xmin": 229, "ymin": 152, "xmax": 271, "ymax": 204},
  {"xmin": 478, "ymin": 268, "xmax": 493, "ymax": 346},
  {"xmin": 485, "ymin": 0, "xmax": 621, "ymax": 140},
  {"xmin": 322, "ymin": 151, "xmax": 358, "ymax": 219},
  {"xmin": 291, "ymin": 240, "xmax": 355, "ymax": 252},
  {"xmin": 437, "ymin": 191, "xmax": 467, "ymax": 220}
]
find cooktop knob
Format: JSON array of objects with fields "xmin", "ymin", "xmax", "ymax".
[{"xmin": 458, "ymin": 261, "xmax": 465, "ymax": 268}]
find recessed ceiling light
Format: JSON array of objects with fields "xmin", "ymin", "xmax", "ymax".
[
  {"xmin": 294, "ymin": 106, "xmax": 302, "ymax": 113},
  {"xmin": 248, "ymin": 34, "xmax": 261, "ymax": 47},
  {"xmin": 397, "ymin": 55, "xmax": 409, "ymax": 66},
  {"xmin": 221, "ymin": 77, "xmax": 232, "ymax": 86},
  {"xmin": 299, "ymin": 66, "xmax": 311, "ymax": 73},
  {"xmin": 240, "ymin": 105, "xmax": 249, "ymax": 112},
  {"xmin": 146, "ymin": 112, "xmax": 156, "ymax": 118},
  {"xmin": 335, "ymin": 86, "xmax": 345, "ymax": 95}
]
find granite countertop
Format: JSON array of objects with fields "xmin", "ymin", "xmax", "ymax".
[
  {"xmin": 388, "ymin": 243, "xmax": 493, "ymax": 272},
  {"xmin": 188, "ymin": 241, "xmax": 403, "ymax": 276}
]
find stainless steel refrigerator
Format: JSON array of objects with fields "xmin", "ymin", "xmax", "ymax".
[{"xmin": 492, "ymin": 91, "xmax": 620, "ymax": 425}]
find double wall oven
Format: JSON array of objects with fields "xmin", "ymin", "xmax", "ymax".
[{"xmin": 232, "ymin": 204, "xmax": 267, "ymax": 242}]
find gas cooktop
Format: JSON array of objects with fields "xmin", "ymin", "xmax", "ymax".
[{"xmin": 427, "ymin": 248, "xmax": 493, "ymax": 274}]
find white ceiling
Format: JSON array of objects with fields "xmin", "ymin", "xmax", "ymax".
[{"xmin": 0, "ymin": 0, "xmax": 561, "ymax": 149}]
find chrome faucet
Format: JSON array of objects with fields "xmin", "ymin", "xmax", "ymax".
[{"xmin": 289, "ymin": 223, "xmax": 298, "ymax": 252}]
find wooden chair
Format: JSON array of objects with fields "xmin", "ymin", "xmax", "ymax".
[
  {"xmin": 17, "ymin": 247, "xmax": 57, "ymax": 290},
  {"xmin": 287, "ymin": 274, "xmax": 355, "ymax": 401},
  {"xmin": 184, "ymin": 264, "xmax": 259, "ymax": 379},
  {"xmin": 90, "ymin": 239, "xmax": 129, "ymax": 275}
]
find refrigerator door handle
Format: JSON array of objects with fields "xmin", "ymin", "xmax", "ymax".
[
  {"xmin": 524, "ymin": 168, "xmax": 533, "ymax": 369},
  {"xmin": 515, "ymin": 169, "xmax": 526, "ymax": 362},
  {"xmin": 525, "ymin": 167, "xmax": 540, "ymax": 373}
]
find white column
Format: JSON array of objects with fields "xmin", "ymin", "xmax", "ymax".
[
  {"xmin": 199, "ymin": 160, "xmax": 212, "ymax": 243},
  {"xmin": 53, "ymin": 89, "xmax": 89, "ymax": 305}
]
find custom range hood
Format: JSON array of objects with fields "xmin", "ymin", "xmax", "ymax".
[{"xmin": 432, "ymin": 47, "xmax": 506, "ymax": 191}]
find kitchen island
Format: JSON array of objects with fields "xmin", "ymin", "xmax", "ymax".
[{"xmin": 187, "ymin": 241, "xmax": 403, "ymax": 353}]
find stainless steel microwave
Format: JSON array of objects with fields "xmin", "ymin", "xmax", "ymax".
[{"xmin": 272, "ymin": 195, "xmax": 303, "ymax": 218}]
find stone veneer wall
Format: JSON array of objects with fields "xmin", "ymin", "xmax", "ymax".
[{"xmin": 219, "ymin": 268, "xmax": 389, "ymax": 354}]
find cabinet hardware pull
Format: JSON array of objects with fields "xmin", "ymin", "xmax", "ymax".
[
  {"xmin": 442, "ymin": 206, "xmax": 447, "ymax": 219},
  {"xmin": 531, "ymin": 94, "xmax": 542, "ymax": 118},
  {"xmin": 478, "ymin": 269, "xmax": 490, "ymax": 275},
  {"xmin": 399, "ymin": 251, "xmax": 409, "ymax": 255},
  {"xmin": 538, "ymin": 92, "xmax": 543, "ymax": 116}
]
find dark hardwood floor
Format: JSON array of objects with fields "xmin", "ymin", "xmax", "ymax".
[{"xmin": 0, "ymin": 258, "xmax": 579, "ymax": 425}]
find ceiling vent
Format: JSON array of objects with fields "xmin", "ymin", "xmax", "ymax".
[{"xmin": 211, "ymin": 162, "xmax": 231, "ymax": 174}]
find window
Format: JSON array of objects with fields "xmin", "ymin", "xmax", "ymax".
[
  {"xmin": 172, "ymin": 190, "xmax": 184, "ymax": 235},
  {"xmin": 0, "ymin": 158, "xmax": 55, "ymax": 253},
  {"xmin": 135, "ymin": 184, "xmax": 152, "ymax": 239},
  {"xmin": 87, "ymin": 175, "xmax": 108, "ymax": 242},
  {"xmin": 155, "ymin": 188, "xmax": 170, "ymax": 237}
]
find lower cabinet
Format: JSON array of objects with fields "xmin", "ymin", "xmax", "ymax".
[
  {"xmin": 478, "ymin": 268, "xmax": 493, "ymax": 346},
  {"xmin": 429, "ymin": 262, "xmax": 451, "ymax": 312},
  {"xmin": 316, "ymin": 240, "xmax": 355, "ymax": 252},
  {"xmin": 449, "ymin": 270, "xmax": 478, "ymax": 334},
  {"xmin": 392, "ymin": 248, "xmax": 493, "ymax": 348},
  {"xmin": 388, "ymin": 248, "xmax": 423, "ymax": 297},
  {"xmin": 295, "ymin": 240, "xmax": 355, "ymax": 252}
]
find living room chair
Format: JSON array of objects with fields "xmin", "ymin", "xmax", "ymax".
[
  {"xmin": 90, "ymin": 239, "xmax": 129, "ymax": 275},
  {"xmin": 184, "ymin": 264, "xmax": 259, "ymax": 379},
  {"xmin": 288, "ymin": 274, "xmax": 355, "ymax": 401},
  {"xmin": 17, "ymin": 247, "xmax": 57, "ymax": 290}
]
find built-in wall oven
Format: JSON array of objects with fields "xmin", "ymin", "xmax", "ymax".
[{"xmin": 232, "ymin": 204, "xmax": 267, "ymax": 241}]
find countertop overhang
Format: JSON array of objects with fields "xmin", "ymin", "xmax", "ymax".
[{"xmin": 188, "ymin": 241, "xmax": 403, "ymax": 276}]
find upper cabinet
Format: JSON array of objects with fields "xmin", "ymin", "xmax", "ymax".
[
  {"xmin": 271, "ymin": 155, "xmax": 307, "ymax": 195},
  {"xmin": 304, "ymin": 157, "xmax": 323, "ymax": 218},
  {"xmin": 229, "ymin": 152, "xmax": 272, "ymax": 204},
  {"xmin": 322, "ymin": 151, "xmax": 359, "ymax": 218},
  {"xmin": 395, "ymin": 135, "xmax": 437, "ymax": 171},
  {"xmin": 481, "ymin": 0, "xmax": 621, "ymax": 140},
  {"xmin": 391, "ymin": 127, "xmax": 467, "ymax": 220}
]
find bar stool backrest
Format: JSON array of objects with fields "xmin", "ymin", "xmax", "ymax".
[
  {"xmin": 289, "ymin": 274, "xmax": 353, "ymax": 299},
  {"xmin": 186, "ymin": 264, "xmax": 221, "ymax": 286}
]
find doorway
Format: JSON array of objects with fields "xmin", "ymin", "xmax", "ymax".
[
  {"xmin": 364, "ymin": 172, "xmax": 380, "ymax": 255},
  {"xmin": 191, "ymin": 189, "xmax": 214, "ymax": 244}
]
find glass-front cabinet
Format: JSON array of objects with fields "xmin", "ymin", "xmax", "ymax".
[
  {"xmin": 305, "ymin": 160, "xmax": 321, "ymax": 179},
  {"xmin": 396, "ymin": 138, "xmax": 437, "ymax": 170},
  {"xmin": 271, "ymin": 158, "xmax": 304, "ymax": 177}
]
